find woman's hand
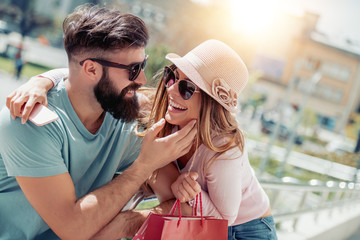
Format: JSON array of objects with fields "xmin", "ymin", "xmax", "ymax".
[
  {"xmin": 6, "ymin": 76, "xmax": 53, "ymax": 124},
  {"xmin": 137, "ymin": 119, "xmax": 197, "ymax": 174},
  {"xmin": 171, "ymin": 172, "xmax": 201, "ymax": 203}
]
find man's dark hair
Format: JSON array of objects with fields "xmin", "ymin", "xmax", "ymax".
[{"xmin": 63, "ymin": 4, "xmax": 149, "ymax": 60}]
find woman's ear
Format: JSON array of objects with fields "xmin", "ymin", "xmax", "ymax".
[{"xmin": 81, "ymin": 59, "xmax": 103, "ymax": 83}]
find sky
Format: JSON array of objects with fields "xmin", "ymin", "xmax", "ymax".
[
  {"xmin": 280, "ymin": 0, "xmax": 360, "ymax": 41},
  {"xmin": 193, "ymin": 0, "xmax": 360, "ymax": 41}
]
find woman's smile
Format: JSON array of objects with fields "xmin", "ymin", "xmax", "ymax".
[{"xmin": 168, "ymin": 99, "xmax": 187, "ymax": 111}]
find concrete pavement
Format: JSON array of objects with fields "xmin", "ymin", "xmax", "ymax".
[
  {"xmin": 0, "ymin": 69, "xmax": 27, "ymax": 107},
  {"xmin": 276, "ymin": 204, "xmax": 360, "ymax": 240}
]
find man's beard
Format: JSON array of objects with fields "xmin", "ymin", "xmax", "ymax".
[{"xmin": 94, "ymin": 68, "xmax": 140, "ymax": 122}]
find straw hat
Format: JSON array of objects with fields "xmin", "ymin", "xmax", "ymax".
[{"xmin": 166, "ymin": 39, "xmax": 248, "ymax": 112}]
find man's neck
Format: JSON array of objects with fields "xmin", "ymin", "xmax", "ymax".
[{"xmin": 65, "ymin": 78, "xmax": 105, "ymax": 134}]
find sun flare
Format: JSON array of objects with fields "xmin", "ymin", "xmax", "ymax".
[{"xmin": 230, "ymin": 0, "xmax": 280, "ymax": 36}]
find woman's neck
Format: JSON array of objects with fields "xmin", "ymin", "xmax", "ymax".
[{"xmin": 177, "ymin": 140, "xmax": 200, "ymax": 170}]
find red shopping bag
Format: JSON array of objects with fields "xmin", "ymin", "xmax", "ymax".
[{"xmin": 133, "ymin": 193, "xmax": 228, "ymax": 240}]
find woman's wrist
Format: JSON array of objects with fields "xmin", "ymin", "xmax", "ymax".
[
  {"xmin": 35, "ymin": 75, "xmax": 55, "ymax": 91},
  {"xmin": 38, "ymin": 68, "xmax": 69, "ymax": 88},
  {"xmin": 30, "ymin": 75, "xmax": 54, "ymax": 92}
]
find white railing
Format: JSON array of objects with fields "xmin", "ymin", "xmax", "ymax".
[
  {"xmin": 261, "ymin": 178, "xmax": 360, "ymax": 231},
  {"xmin": 247, "ymin": 138, "xmax": 360, "ymax": 182}
]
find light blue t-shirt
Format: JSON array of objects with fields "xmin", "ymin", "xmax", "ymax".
[{"xmin": 0, "ymin": 80, "xmax": 142, "ymax": 239}]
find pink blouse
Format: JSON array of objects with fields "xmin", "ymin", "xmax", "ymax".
[{"xmin": 176, "ymin": 136, "xmax": 270, "ymax": 226}]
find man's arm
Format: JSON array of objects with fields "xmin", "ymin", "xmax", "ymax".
[
  {"xmin": 90, "ymin": 200, "xmax": 181, "ymax": 240},
  {"xmin": 15, "ymin": 119, "xmax": 197, "ymax": 240},
  {"xmin": 16, "ymin": 161, "xmax": 152, "ymax": 240},
  {"xmin": 90, "ymin": 163, "xmax": 197, "ymax": 239}
]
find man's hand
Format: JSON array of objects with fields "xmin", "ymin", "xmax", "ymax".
[
  {"xmin": 137, "ymin": 119, "xmax": 197, "ymax": 174},
  {"xmin": 6, "ymin": 76, "xmax": 53, "ymax": 124},
  {"xmin": 171, "ymin": 172, "xmax": 201, "ymax": 203},
  {"xmin": 90, "ymin": 199, "xmax": 194, "ymax": 239}
]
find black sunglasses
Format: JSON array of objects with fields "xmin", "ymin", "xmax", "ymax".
[
  {"xmin": 163, "ymin": 66, "xmax": 199, "ymax": 100},
  {"xmin": 79, "ymin": 55, "xmax": 148, "ymax": 81}
]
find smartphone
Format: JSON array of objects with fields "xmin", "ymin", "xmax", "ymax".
[{"xmin": 29, "ymin": 103, "xmax": 59, "ymax": 126}]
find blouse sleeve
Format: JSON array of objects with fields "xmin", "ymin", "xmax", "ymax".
[
  {"xmin": 197, "ymin": 147, "xmax": 245, "ymax": 225},
  {"xmin": 38, "ymin": 68, "xmax": 69, "ymax": 87}
]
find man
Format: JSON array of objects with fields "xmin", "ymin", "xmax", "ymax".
[{"xmin": 0, "ymin": 5, "xmax": 196, "ymax": 240}]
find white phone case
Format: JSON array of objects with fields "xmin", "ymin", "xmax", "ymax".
[{"xmin": 29, "ymin": 104, "xmax": 59, "ymax": 126}]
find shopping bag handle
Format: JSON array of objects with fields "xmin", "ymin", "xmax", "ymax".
[{"xmin": 169, "ymin": 193, "xmax": 204, "ymax": 227}]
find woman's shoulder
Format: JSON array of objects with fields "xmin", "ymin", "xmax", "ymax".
[{"xmin": 211, "ymin": 133, "xmax": 232, "ymax": 145}]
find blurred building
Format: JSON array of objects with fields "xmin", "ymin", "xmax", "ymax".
[
  {"xmin": 110, "ymin": 0, "xmax": 170, "ymax": 45},
  {"xmin": 110, "ymin": 0, "xmax": 215, "ymax": 53},
  {"xmin": 2, "ymin": 0, "xmax": 359, "ymax": 133},
  {"xmin": 248, "ymin": 12, "xmax": 360, "ymax": 133}
]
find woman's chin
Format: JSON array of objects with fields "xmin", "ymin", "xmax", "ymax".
[
  {"xmin": 165, "ymin": 113, "xmax": 181, "ymax": 126},
  {"xmin": 165, "ymin": 114, "xmax": 174, "ymax": 124}
]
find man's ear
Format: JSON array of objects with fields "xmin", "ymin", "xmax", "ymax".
[{"xmin": 81, "ymin": 60, "xmax": 103, "ymax": 83}]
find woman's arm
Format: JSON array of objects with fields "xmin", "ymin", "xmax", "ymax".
[
  {"xmin": 171, "ymin": 147, "xmax": 244, "ymax": 225},
  {"xmin": 39, "ymin": 68, "xmax": 69, "ymax": 86},
  {"xmin": 6, "ymin": 68, "xmax": 69, "ymax": 123},
  {"xmin": 198, "ymin": 149, "xmax": 244, "ymax": 225},
  {"xmin": 146, "ymin": 163, "xmax": 180, "ymax": 203}
]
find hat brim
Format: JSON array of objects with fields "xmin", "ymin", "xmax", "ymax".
[{"xmin": 165, "ymin": 53, "xmax": 212, "ymax": 98}]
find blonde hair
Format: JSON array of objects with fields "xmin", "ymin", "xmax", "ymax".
[{"xmin": 138, "ymin": 65, "xmax": 245, "ymax": 176}]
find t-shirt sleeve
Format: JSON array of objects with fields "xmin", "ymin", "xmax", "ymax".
[
  {"xmin": 199, "ymin": 147, "xmax": 244, "ymax": 225},
  {"xmin": 116, "ymin": 122, "xmax": 143, "ymax": 172},
  {"xmin": 0, "ymin": 108, "xmax": 66, "ymax": 177}
]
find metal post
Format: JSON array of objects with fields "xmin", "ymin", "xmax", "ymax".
[
  {"xmin": 276, "ymin": 71, "xmax": 322, "ymax": 178},
  {"xmin": 314, "ymin": 190, "xmax": 329, "ymax": 222},
  {"xmin": 353, "ymin": 130, "xmax": 360, "ymax": 182},
  {"xmin": 293, "ymin": 191, "xmax": 308, "ymax": 230},
  {"xmin": 270, "ymin": 189, "xmax": 281, "ymax": 209},
  {"xmin": 335, "ymin": 64, "xmax": 360, "ymax": 132},
  {"xmin": 329, "ymin": 190, "xmax": 343, "ymax": 217},
  {"xmin": 258, "ymin": 59, "xmax": 303, "ymax": 177}
]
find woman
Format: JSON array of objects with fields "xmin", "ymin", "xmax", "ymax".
[
  {"xmin": 6, "ymin": 39, "xmax": 277, "ymax": 240},
  {"xmin": 147, "ymin": 40, "xmax": 277, "ymax": 240}
]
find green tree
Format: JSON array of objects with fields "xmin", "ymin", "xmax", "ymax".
[{"xmin": 145, "ymin": 44, "xmax": 173, "ymax": 87}]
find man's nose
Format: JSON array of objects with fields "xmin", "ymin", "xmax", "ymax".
[{"xmin": 134, "ymin": 70, "xmax": 147, "ymax": 86}]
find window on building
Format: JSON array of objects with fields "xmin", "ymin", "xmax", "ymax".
[
  {"xmin": 313, "ymin": 84, "xmax": 343, "ymax": 103},
  {"xmin": 321, "ymin": 61, "xmax": 350, "ymax": 82},
  {"xmin": 332, "ymin": 89, "xmax": 343, "ymax": 103},
  {"xmin": 338, "ymin": 68, "xmax": 351, "ymax": 81},
  {"xmin": 251, "ymin": 54, "xmax": 285, "ymax": 80},
  {"xmin": 296, "ymin": 78, "xmax": 309, "ymax": 93}
]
